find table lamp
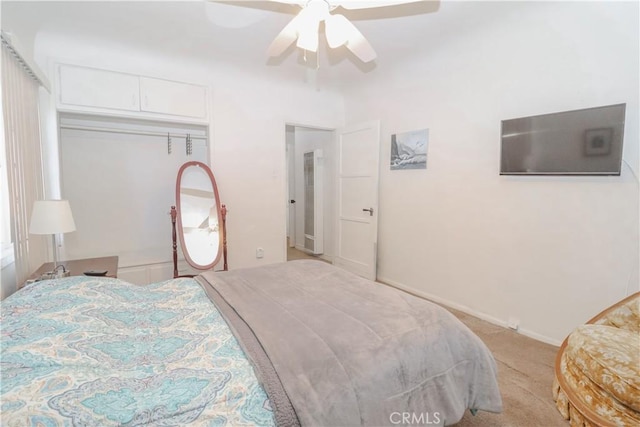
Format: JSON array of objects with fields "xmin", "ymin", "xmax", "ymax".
[{"xmin": 29, "ymin": 200, "xmax": 76, "ymax": 279}]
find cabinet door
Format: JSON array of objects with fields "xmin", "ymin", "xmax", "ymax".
[
  {"xmin": 140, "ymin": 77, "xmax": 207, "ymax": 118},
  {"xmin": 58, "ymin": 65, "xmax": 140, "ymax": 111}
]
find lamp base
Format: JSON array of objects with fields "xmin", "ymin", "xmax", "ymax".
[{"xmin": 39, "ymin": 269, "xmax": 71, "ymax": 280}]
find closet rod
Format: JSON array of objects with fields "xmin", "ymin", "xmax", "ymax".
[{"xmin": 59, "ymin": 124, "xmax": 208, "ymax": 141}]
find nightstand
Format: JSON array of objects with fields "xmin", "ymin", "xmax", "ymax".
[{"xmin": 26, "ymin": 256, "xmax": 119, "ymax": 284}]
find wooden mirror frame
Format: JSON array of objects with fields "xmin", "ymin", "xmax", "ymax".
[{"xmin": 171, "ymin": 161, "xmax": 227, "ymax": 277}]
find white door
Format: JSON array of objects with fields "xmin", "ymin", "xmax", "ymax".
[{"xmin": 334, "ymin": 121, "xmax": 380, "ymax": 280}]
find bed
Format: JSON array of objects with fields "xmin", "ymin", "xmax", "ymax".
[{"xmin": 1, "ymin": 260, "xmax": 502, "ymax": 426}]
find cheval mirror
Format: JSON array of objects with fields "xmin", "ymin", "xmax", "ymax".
[{"xmin": 171, "ymin": 161, "xmax": 227, "ymax": 277}]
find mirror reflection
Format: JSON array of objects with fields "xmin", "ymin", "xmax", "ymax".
[{"xmin": 175, "ymin": 161, "xmax": 225, "ymax": 271}]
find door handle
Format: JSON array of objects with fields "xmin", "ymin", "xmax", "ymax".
[
  {"xmin": 362, "ymin": 208, "xmax": 374, "ymax": 216},
  {"xmin": 290, "ymin": 199, "xmax": 296, "ymax": 204}
]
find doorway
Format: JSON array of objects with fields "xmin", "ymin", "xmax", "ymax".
[{"xmin": 286, "ymin": 124, "xmax": 335, "ymax": 263}]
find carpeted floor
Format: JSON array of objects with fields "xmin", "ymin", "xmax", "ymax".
[
  {"xmin": 285, "ymin": 252, "xmax": 568, "ymax": 426},
  {"xmin": 287, "ymin": 243, "xmax": 329, "ymax": 263},
  {"xmin": 450, "ymin": 309, "xmax": 567, "ymax": 426}
]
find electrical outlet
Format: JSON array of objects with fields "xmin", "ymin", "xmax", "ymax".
[
  {"xmin": 256, "ymin": 248, "xmax": 264, "ymax": 259},
  {"xmin": 507, "ymin": 317, "xmax": 520, "ymax": 331}
]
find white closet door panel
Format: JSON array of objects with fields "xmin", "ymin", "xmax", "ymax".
[
  {"xmin": 59, "ymin": 65, "xmax": 140, "ymax": 111},
  {"xmin": 140, "ymin": 77, "xmax": 207, "ymax": 118}
]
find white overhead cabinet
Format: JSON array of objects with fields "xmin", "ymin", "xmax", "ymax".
[
  {"xmin": 59, "ymin": 65, "xmax": 140, "ymax": 112},
  {"xmin": 140, "ymin": 77, "xmax": 207, "ymax": 118},
  {"xmin": 55, "ymin": 65, "xmax": 210, "ymax": 284},
  {"xmin": 57, "ymin": 64, "xmax": 208, "ymax": 120}
]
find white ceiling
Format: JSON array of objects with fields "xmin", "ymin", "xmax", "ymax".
[{"xmin": 0, "ymin": 1, "xmax": 522, "ymax": 87}]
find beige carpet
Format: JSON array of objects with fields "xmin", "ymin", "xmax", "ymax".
[
  {"xmin": 287, "ymin": 243, "xmax": 329, "ymax": 263},
  {"xmin": 451, "ymin": 309, "xmax": 567, "ymax": 426}
]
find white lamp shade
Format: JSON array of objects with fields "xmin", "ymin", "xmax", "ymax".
[{"xmin": 29, "ymin": 200, "xmax": 76, "ymax": 235}]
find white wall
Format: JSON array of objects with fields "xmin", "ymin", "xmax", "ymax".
[
  {"xmin": 343, "ymin": 1, "xmax": 639, "ymax": 345},
  {"xmin": 8, "ymin": 2, "xmax": 639, "ymax": 346},
  {"xmin": 32, "ymin": 32, "xmax": 344, "ymax": 271}
]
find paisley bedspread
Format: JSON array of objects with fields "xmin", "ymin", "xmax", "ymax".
[{"xmin": 0, "ymin": 276, "xmax": 275, "ymax": 426}]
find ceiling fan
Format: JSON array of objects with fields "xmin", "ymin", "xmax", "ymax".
[{"xmin": 265, "ymin": 0, "xmax": 432, "ymax": 63}]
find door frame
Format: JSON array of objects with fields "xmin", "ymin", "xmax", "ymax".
[{"xmin": 286, "ymin": 129, "xmax": 296, "ymax": 248}]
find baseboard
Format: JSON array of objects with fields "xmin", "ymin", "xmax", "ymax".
[
  {"xmin": 319, "ymin": 254, "xmax": 333, "ymax": 263},
  {"xmin": 517, "ymin": 327, "xmax": 562, "ymax": 347},
  {"xmin": 377, "ymin": 275, "xmax": 562, "ymax": 347}
]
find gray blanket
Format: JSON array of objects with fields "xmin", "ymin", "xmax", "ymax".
[{"xmin": 197, "ymin": 260, "xmax": 502, "ymax": 426}]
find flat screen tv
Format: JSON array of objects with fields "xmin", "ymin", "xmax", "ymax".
[{"xmin": 500, "ymin": 103, "xmax": 626, "ymax": 175}]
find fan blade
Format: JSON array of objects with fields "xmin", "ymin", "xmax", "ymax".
[
  {"xmin": 267, "ymin": 16, "xmax": 300, "ymax": 57},
  {"xmin": 346, "ymin": 32, "xmax": 377, "ymax": 63},
  {"xmin": 263, "ymin": 0, "xmax": 306, "ymax": 5},
  {"xmin": 339, "ymin": 0, "xmax": 426, "ymax": 10}
]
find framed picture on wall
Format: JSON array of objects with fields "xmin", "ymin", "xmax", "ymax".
[
  {"xmin": 390, "ymin": 128, "xmax": 429, "ymax": 170},
  {"xmin": 584, "ymin": 127, "xmax": 613, "ymax": 156}
]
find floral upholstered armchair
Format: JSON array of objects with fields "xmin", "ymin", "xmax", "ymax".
[{"xmin": 553, "ymin": 292, "xmax": 639, "ymax": 426}]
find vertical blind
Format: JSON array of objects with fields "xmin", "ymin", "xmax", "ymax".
[{"xmin": 2, "ymin": 38, "xmax": 48, "ymax": 286}]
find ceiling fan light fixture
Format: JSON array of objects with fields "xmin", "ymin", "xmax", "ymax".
[
  {"xmin": 296, "ymin": 21, "xmax": 320, "ymax": 52},
  {"xmin": 267, "ymin": 0, "xmax": 430, "ymax": 64},
  {"xmin": 305, "ymin": 0, "xmax": 331, "ymax": 21},
  {"xmin": 324, "ymin": 14, "xmax": 350, "ymax": 48},
  {"xmin": 294, "ymin": 1, "xmax": 326, "ymax": 52},
  {"xmin": 326, "ymin": 12, "xmax": 377, "ymax": 62}
]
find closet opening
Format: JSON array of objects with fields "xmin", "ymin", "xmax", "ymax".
[{"xmin": 58, "ymin": 113, "xmax": 208, "ymax": 283}]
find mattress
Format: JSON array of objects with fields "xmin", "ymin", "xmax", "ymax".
[{"xmin": 1, "ymin": 260, "xmax": 502, "ymax": 426}]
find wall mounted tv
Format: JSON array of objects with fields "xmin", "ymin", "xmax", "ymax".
[{"xmin": 500, "ymin": 103, "xmax": 625, "ymax": 175}]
